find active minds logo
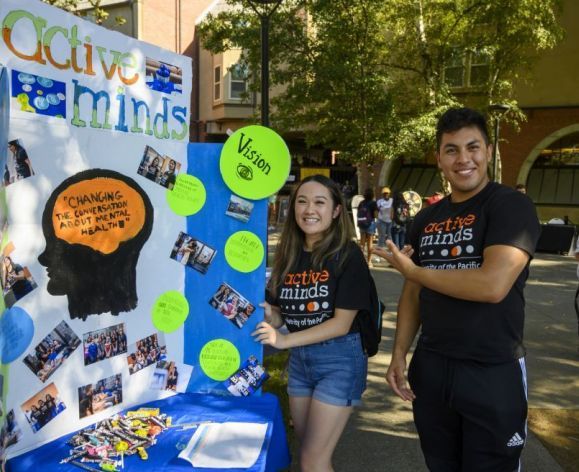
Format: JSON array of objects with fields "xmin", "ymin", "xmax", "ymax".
[{"xmin": 236, "ymin": 163, "xmax": 254, "ymax": 181}]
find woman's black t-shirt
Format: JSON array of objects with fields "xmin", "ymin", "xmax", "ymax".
[{"xmin": 269, "ymin": 241, "xmax": 372, "ymax": 332}]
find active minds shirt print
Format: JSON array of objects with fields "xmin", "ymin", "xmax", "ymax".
[
  {"xmin": 409, "ymin": 182, "xmax": 540, "ymax": 363},
  {"xmin": 271, "ymin": 242, "xmax": 371, "ymax": 333}
]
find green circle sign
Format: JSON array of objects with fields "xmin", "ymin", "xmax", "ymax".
[
  {"xmin": 166, "ymin": 174, "xmax": 206, "ymax": 216},
  {"xmin": 224, "ymin": 231, "xmax": 264, "ymax": 273},
  {"xmin": 152, "ymin": 291, "xmax": 190, "ymax": 333},
  {"xmin": 199, "ymin": 339, "xmax": 240, "ymax": 381},
  {"xmin": 220, "ymin": 125, "xmax": 291, "ymax": 200}
]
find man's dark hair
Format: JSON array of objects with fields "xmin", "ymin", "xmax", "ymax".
[{"xmin": 436, "ymin": 107, "xmax": 490, "ymax": 150}]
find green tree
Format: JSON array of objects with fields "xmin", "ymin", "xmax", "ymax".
[
  {"xmin": 199, "ymin": 0, "xmax": 564, "ymax": 189},
  {"xmin": 383, "ymin": 0, "xmax": 563, "ymax": 183},
  {"xmin": 200, "ymin": 0, "xmax": 398, "ymax": 189},
  {"xmin": 42, "ymin": 0, "xmax": 126, "ymax": 26}
]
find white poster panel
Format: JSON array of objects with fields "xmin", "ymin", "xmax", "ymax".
[{"xmin": 0, "ymin": 0, "xmax": 192, "ymax": 457}]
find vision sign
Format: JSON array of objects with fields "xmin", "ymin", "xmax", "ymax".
[{"xmin": 219, "ymin": 125, "xmax": 291, "ymax": 200}]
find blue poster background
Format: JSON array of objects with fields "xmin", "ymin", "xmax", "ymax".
[{"xmin": 184, "ymin": 143, "xmax": 267, "ymax": 394}]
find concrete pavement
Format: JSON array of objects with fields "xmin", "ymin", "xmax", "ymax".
[
  {"xmin": 327, "ymin": 252, "xmax": 578, "ymax": 471},
  {"xmin": 269, "ymin": 222, "xmax": 579, "ymax": 471}
]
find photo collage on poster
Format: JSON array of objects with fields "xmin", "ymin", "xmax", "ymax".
[
  {"xmin": 209, "ymin": 282, "xmax": 256, "ymax": 329},
  {"xmin": 1, "ymin": 243, "xmax": 37, "ymax": 310},
  {"xmin": 126, "ymin": 333, "xmax": 167, "ymax": 375},
  {"xmin": 149, "ymin": 361, "xmax": 194, "ymax": 393},
  {"xmin": 225, "ymin": 194, "xmax": 254, "ymax": 223},
  {"xmin": 4, "ymin": 138, "xmax": 35, "ymax": 186},
  {"xmin": 137, "ymin": 145, "xmax": 182, "ymax": 190},
  {"xmin": 224, "ymin": 356, "xmax": 269, "ymax": 397},
  {"xmin": 0, "ymin": 0, "xmax": 207, "ymax": 458},
  {"xmin": 78, "ymin": 374, "xmax": 123, "ymax": 419},
  {"xmin": 20, "ymin": 383, "xmax": 66, "ymax": 433},
  {"xmin": 82, "ymin": 323, "xmax": 128, "ymax": 366},
  {"xmin": 170, "ymin": 231, "xmax": 217, "ymax": 274},
  {"xmin": 23, "ymin": 321, "xmax": 81, "ymax": 382},
  {"xmin": 145, "ymin": 58, "xmax": 183, "ymax": 95},
  {"xmin": 0, "ymin": 409, "xmax": 22, "ymax": 451},
  {"xmin": 11, "ymin": 70, "xmax": 66, "ymax": 118}
]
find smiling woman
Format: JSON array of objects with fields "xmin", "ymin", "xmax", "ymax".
[{"xmin": 255, "ymin": 174, "xmax": 378, "ymax": 470}]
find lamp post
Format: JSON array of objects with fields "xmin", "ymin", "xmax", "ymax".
[
  {"xmin": 488, "ymin": 103, "xmax": 510, "ymax": 182},
  {"xmin": 246, "ymin": 0, "xmax": 283, "ymax": 128}
]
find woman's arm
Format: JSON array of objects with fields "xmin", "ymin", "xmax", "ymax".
[{"xmin": 252, "ymin": 307, "xmax": 357, "ymax": 349}]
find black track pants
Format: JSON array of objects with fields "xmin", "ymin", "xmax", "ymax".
[{"xmin": 408, "ymin": 349, "xmax": 528, "ymax": 472}]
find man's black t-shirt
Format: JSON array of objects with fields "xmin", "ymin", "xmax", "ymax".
[
  {"xmin": 269, "ymin": 242, "xmax": 372, "ymax": 332},
  {"xmin": 409, "ymin": 182, "xmax": 540, "ymax": 363}
]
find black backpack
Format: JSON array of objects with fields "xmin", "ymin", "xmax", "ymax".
[
  {"xmin": 356, "ymin": 272, "xmax": 385, "ymax": 357},
  {"xmin": 356, "ymin": 201, "xmax": 372, "ymax": 228}
]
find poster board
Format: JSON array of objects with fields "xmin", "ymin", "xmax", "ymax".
[{"xmin": 0, "ymin": 0, "xmax": 274, "ymax": 461}]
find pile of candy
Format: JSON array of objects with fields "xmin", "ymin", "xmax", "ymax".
[{"xmin": 60, "ymin": 408, "xmax": 171, "ymax": 471}]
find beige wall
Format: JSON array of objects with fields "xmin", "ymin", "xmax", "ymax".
[
  {"xmin": 514, "ymin": 0, "xmax": 579, "ymax": 107},
  {"xmin": 198, "ymin": 46, "xmax": 255, "ymax": 133},
  {"xmin": 140, "ymin": 0, "xmax": 211, "ymax": 54}
]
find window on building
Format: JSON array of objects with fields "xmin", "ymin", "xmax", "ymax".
[
  {"xmin": 444, "ymin": 49, "xmax": 490, "ymax": 89},
  {"xmin": 527, "ymin": 133, "xmax": 579, "ymax": 206},
  {"xmin": 445, "ymin": 50, "xmax": 465, "ymax": 88},
  {"xmin": 214, "ymin": 65, "xmax": 221, "ymax": 101},
  {"xmin": 229, "ymin": 63, "xmax": 248, "ymax": 100}
]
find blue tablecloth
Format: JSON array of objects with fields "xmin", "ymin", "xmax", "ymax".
[{"xmin": 7, "ymin": 393, "xmax": 290, "ymax": 471}]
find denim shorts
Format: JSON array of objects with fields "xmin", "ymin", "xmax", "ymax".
[{"xmin": 287, "ymin": 332, "xmax": 368, "ymax": 407}]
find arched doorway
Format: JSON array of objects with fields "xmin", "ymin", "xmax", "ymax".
[{"xmin": 518, "ymin": 125, "xmax": 579, "ymax": 222}]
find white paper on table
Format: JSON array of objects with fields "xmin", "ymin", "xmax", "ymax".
[{"xmin": 178, "ymin": 422, "xmax": 268, "ymax": 468}]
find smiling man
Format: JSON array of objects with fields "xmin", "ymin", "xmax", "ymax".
[{"xmin": 374, "ymin": 107, "xmax": 540, "ymax": 471}]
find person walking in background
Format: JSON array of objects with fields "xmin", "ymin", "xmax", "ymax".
[
  {"xmin": 374, "ymin": 107, "xmax": 540, "ymax": 471},
  {"xmin": 356, "ymin": 188, "xmax": 378, "ymax": 267},
  {"xmin": 253, "ymin": 174, "xmax": 375, "ymax": 471},
  {"xmin": 515, "ymin": 183, "xmax": 527, "ymax": 194},
  {"xmin": 376, "ymin": 187, "xmax": 393, "ymax": 248},
  {"xmin": 391, "ymin": 191, "xmax": 409, "ymax": 250}
]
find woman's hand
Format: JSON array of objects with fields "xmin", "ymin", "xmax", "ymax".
[
  {"xmin": 252, "ymin": 321, "xmax": 288, "ymax": 349},
  {"xmin": 259, "ymin": 301, "xmax": 283, "ymax": 328},
  {"xmin": 260, "ymin": 301, "xmax": 275, "ymax": 324}
]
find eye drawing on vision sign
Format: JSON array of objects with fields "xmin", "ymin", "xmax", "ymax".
[{"xmin": 38, "ymin": 169, "xmax": 154, "ymax": 320}]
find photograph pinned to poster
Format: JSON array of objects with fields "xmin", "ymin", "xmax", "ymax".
[
  {"xmin": 0, "ymin": 410, "xmax": 22, "ymax": 450},
  {"xmin": 145, "ymin": 58, "xmax": 183, "ymax": 95},
  {"xmin": 126, "ymin": 333, "xmax": 167, "ymax": 375},
  {"xmin": 11, "ymin": 70, "xmax": 66, "ymax": 118},
  {"xmin": 169, "ymin": 231, "xmax": 217, "ymax": 275},
  {"xmin": 225, "ymin": 194, "xmax": 254, "ymax": 223},
  {"xmin": 23, "ymin": 320, "xmax": 81, "ymax": 383},
  {"xmin": 158, "ymin": 157, "xmax": 181, "ymax": 190},
  {"xmin": 1, "ymin": 242, "xmax": 38, "ymax": 308},
  {"xmin": 149, "ymin": 361, "xmax": 193, "ymax": 393},
  {"xmin": 4, "ymin": 139, "xmax": 35, "ymax": 186},
  {"xmin": 82, "ymin": 323, "xmax": 128, "ymax": 366},
  {"xmin": 78, "ymin": 374, "xmax": 123, "ymax": 419},
  {"xmin": 20, "ymin": 383, "xmax": 66, "ymax": 433},
  {"xmin": 208, "ymin": 282, "xmax": 256, "ymax": 329},
  {"xmin": 224, "ymin": 356, "xmax": 269, "ymax": 397},
  {"xmin": 137, "ymin": 145, "xmax": 181, "ymax": 190}
]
